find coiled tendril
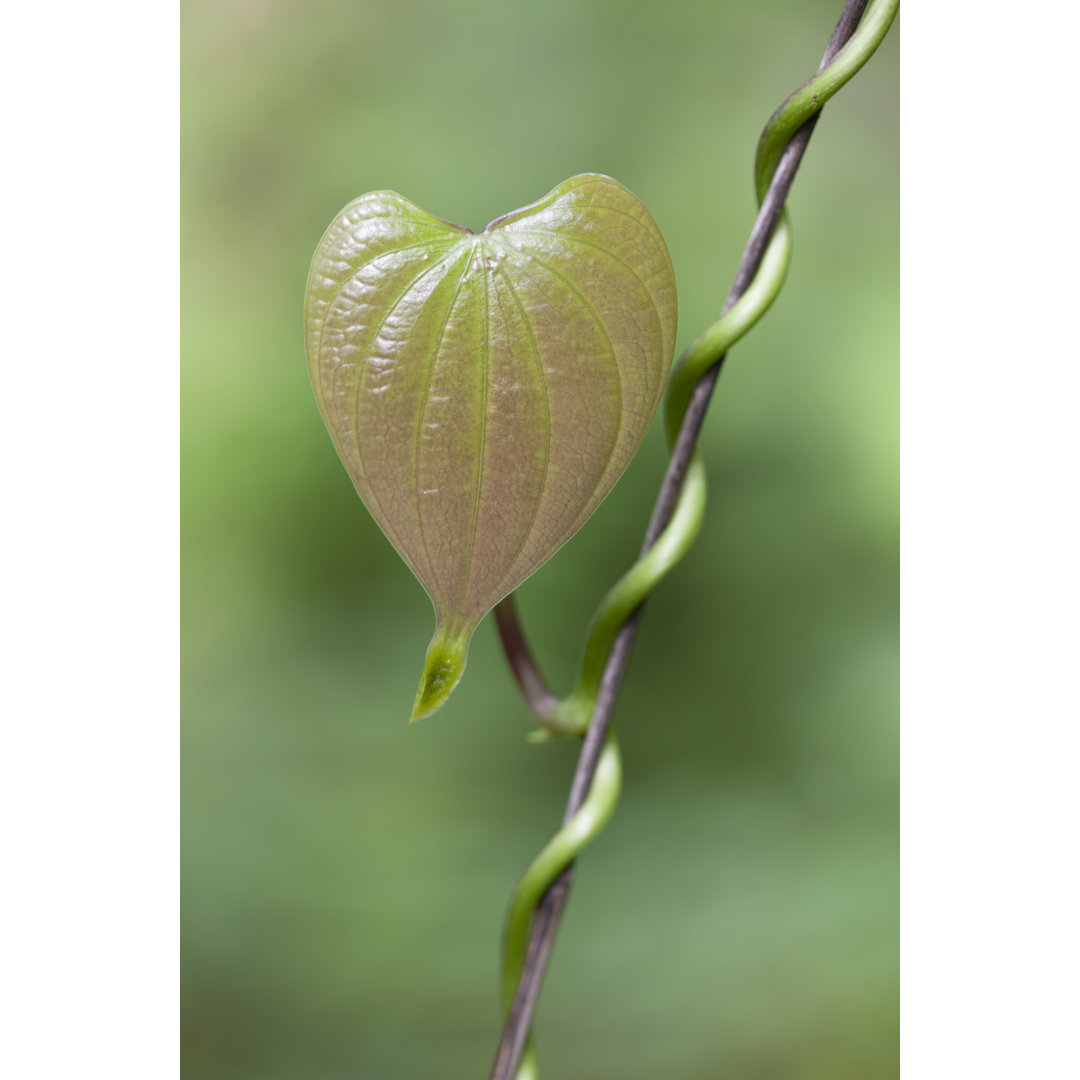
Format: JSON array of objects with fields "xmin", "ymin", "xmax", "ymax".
[{"xmin": 491, "ymin": 2, "xmax": 898, "ymax": 1077}]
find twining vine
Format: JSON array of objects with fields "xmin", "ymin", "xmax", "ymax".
[{"xmin": 489, "ymin": 2, "xmax": 899, "ymax": 1077}]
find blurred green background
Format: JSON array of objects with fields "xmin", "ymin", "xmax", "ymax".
[{"xmin": 182, "ymin": 1, "xmax": 898, "ymax": 1077}]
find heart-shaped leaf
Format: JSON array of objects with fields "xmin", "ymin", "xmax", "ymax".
[{"xmin": 305, "ymin": 174, "xmax": 677, "ymax": 721}]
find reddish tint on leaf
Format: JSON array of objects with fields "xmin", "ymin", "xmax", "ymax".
[{"xmin": 305, "ymin": 174, "xmax": 677, "ymax": 720}]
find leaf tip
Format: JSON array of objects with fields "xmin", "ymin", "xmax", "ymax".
[{"xmin": 409, "ymin": 623, "xmax": 472, "ymax": 723}]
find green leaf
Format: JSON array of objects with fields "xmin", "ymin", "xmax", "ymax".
[{"xmin": 305, "ymin": 174, "xmax": 677, "ymax": 721}]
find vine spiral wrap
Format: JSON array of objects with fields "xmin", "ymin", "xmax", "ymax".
[{"xmin": 494, "ymin": 3, "xmax": 898, "ymax": 1077}]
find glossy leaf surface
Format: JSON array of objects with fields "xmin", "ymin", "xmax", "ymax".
[{"xmin": 305, "ymin": 174, "xmax": 677, "ymax": 720}]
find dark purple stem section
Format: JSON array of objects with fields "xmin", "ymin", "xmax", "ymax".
[{"xmin": 490, "ymin": 2, "xmax": 873, "ymax": 1077}]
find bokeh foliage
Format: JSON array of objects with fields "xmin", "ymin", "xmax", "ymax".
[{"xmin": 182, "ymin": 1, "xmax": 898, "ymax": 1077}]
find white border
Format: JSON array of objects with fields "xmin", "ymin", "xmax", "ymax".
[
  {"xmin": 903, "ymin": 4, "xmax": 1079, "ymax": 1078},
  {"xmin": 1, "ymin": 3, "xmax": 179, "ymax": 1077}
]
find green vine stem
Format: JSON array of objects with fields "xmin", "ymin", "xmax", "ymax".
[{"xmin": 490, "ymin": 2, "xmax": 899, "ymax": 1077}]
